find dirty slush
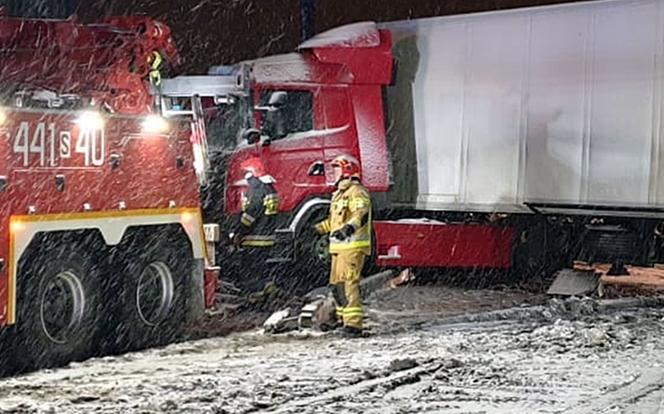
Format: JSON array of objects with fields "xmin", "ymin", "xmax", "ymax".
[{"xmin": 1, "ymin": 286, "xmax": 664, "ymax": 414}]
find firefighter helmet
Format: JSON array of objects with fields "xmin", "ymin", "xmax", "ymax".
[
  {"xmin": 240, "ymin": 157, "xmax": 266, "ymax": 179},
  {"xmin": 331, "ymin": 154, "xmax": 361, "ymax": 180}
]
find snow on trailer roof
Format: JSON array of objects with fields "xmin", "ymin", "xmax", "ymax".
[
  {"xmin": 298, "ymin": 21, "xmax": 380, "ymax": 49},
  {"xmin": 296, "ymin": 0, "xmax": 634, "ymax": 49},
  {"xmin": 379, "ymin": 0, "xmax": 647, "ymax": 35}
]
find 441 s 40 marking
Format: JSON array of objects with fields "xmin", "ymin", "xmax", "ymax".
[{"xmin": 12, "ymin": 120, "xmax": 105, "ymax": 168}]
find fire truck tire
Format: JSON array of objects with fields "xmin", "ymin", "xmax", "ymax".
[
  {"xmin": 115, "ymin": 230, "xmax": 192, "ymax": 351},
  {"xmin": 13, "ymin": 241, "xmax": 104, "ymax": 370},
  {"xmin": 295, "ymin": 215, "xmax": 378, "ymax": 292},
  {"xmin": 297, "ymin": 216, "xmax": 331, "ymax": 289},
  {"xmin": 0, "ymin": 325, "xmax": 18, "ymax": 376}
]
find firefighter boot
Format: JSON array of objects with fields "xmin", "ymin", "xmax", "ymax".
[{"xmin": 342, "ymin": 326, "xmax": 364, "ymax": 338}]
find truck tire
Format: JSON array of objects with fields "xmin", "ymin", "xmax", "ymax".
[
  {"xmin": 294, "ymin": 215, "xmax": 377, "ymax": 293},
  {"xmin": 13, "ymin": 241, "xmax": 104, "ymax": 371},
  {"xmin": 295, "ymin": 218, "xmax": 331, "ymax": 291},
  {"xmin": 115, "ymin": 230, "xmax": 192, "ymax": 351}
]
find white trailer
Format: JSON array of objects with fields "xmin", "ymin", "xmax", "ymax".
[{"xmin": 382, "ymin": 0, "xmax": 664, "ymax": 217}]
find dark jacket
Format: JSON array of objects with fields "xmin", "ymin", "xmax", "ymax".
[{"xmin": 236, "ymin": 176, "xmax": 280, "ymax": 247}]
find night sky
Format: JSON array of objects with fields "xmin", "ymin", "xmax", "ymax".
[{"xmin": 75, "ymin": 0, "xmax": 593, "ymax": 73}]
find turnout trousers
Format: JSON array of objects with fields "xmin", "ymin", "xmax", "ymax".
[{"xmin": 330, "ymin": 250, "xmax": 366, "ymax": 329}]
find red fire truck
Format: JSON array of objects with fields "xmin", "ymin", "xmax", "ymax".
[
  {"xmin": 166, "ymin": 0, "xmax": 664, "ymax": 295},
  {"xmin": 0, "ymin": 16, "xmax": 217, "ymax": 372}
]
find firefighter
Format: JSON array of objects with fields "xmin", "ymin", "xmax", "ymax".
[
  {"xmin": 229, "ymin": 157, "xmax": 280, "ymax": 294},
  {"xmin": 315, "ymin": 154, "xmax": 372, "ymax": 337},
  {"xmin": 233, "ymin": 157, "xmax": 280, "ymax": 248}
]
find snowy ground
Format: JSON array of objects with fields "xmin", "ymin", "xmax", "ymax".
[{"xmin": 1, "ymin": 287, "xmax": 664, "ymax": 414}]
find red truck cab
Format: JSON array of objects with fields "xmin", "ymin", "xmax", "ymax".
[{"xmin": 224, "ymin": 23, "xmax": 393, "ymax": 217}]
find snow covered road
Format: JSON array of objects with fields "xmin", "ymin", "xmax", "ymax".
[{"xmin": 1, "ymin": 290, "xmax": 664, "ymax": 414}]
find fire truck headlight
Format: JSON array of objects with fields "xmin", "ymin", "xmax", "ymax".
[
  {"xmin": 76, "ymin": 111, "xmax": 105, "ymax": 130},
  {"xmin": 141, "ymin": 115, "xmax": 170, "ymax": 134},
  {"xmin": 0, "ymin": 109, "xmax": 7, "ymax": 126}
]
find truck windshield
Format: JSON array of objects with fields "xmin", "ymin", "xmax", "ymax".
[{"xmin": 205, "ymin": 97, "xmax": 251, "ymax": 152}]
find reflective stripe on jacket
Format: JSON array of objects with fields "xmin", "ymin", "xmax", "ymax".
[
  {"xmin": 237, "ymin": 177, "xmax": 280, "ymax": 247},
  {"xmin": 241, "ymin": 235, "xmax": 276, "ymax": 247}
]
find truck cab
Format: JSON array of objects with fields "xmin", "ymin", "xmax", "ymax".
[{"xmin": 161, "ymin": 23, "xmax": 394, "ymax": 265}]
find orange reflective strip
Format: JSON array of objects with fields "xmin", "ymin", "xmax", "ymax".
[{"xmin": 6, "ymin": 207, "xmax": 204, "ymax": 326}]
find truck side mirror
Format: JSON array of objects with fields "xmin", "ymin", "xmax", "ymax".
[
  {"xmin": 267, "ymin": 91, "xmax": 287, "ymax": 107},
  {"xmin": 241, "ymin": 128, "xmax": 261, "ymax": 145}
]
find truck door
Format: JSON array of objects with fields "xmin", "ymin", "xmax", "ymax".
[
  {"xmin": 318, "ymin": 87, "xmax": 359, "ymax": 187},
  {"xmin": 256, "ymin": 88, "xmax": 327, "ymax": 212}
]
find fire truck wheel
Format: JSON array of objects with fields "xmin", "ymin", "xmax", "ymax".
[
  {"xmin": 14, "ymin": 243, "xmax": 103, "ymax": 370},
  {"xmin": 297, "ymin": 218, "xmax": 331, "ymax": 289},
  {"xmin": 117, "ymin": 232, "xmax": 192, "ymax": 350}
]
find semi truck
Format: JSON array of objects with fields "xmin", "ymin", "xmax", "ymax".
[
  {"xmin": 0, "ymin": 15, "xmax": 218, "ymax": 373},
  {"xmin": 163, "ymin": 0, "xmax": 664, "ymax": 293}
]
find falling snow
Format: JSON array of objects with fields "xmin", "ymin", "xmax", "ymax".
[{"xmin": 3, "ymin": 1, "xmax": 664, "ymax": 413}]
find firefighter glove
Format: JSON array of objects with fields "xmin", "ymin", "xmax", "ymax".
[{"xmin": 331, "ymin": 224, "xmax": 355, "ymax": 241}]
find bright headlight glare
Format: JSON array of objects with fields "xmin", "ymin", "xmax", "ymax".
[
  {"xmin": 141, "ymin": 115, "xmax": 170, "ymax": 134},
  {"xmin": 0, "ymin": 108, "xmax": 7, "ymax": 126},
  {"xmin": 76, "ymin": 111, "xmax": 105, "ymax": 130},
  {"xmin": 181, "ymin": 211, "xmax": 194, "ymax": 224},
  {"xmin": 9, "ymin": 219, "xmax": 24, "ymax": 234}
]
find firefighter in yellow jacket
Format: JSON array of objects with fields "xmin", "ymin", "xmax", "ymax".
[{"xmin": 315, "ymin": 154, "xmax": 371, "ymax": 337}]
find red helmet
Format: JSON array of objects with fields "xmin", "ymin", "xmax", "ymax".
[
  {"xmin": 240, "ymin": 157, "xmax": 266, "ymax": 178},
  {"xmin": 331, "ymin": 154, "xmax": 361, "ymax": 180}
]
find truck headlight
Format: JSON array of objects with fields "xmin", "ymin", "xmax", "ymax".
[{"xmin": 141, "ymin": 115, "xmax": 170, "ymax": 134}]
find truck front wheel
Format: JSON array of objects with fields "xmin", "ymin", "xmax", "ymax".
[{"xmin": 294, "ymin": 217, "xmax": 331, "ymax": 291}]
